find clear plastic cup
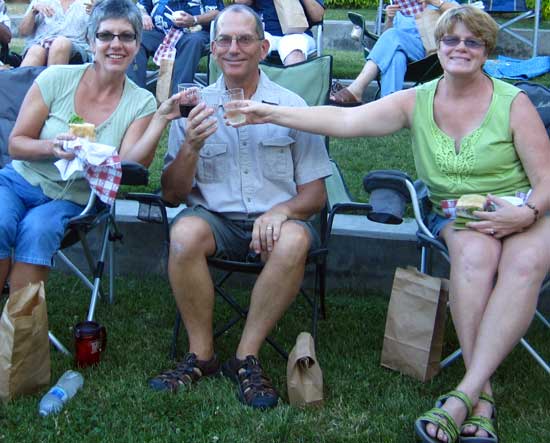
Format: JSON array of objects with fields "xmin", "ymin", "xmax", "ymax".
[
  {"xmin": 200, "ymin": 89, "xmax": 222, "ymax": 121},
  {"xmin": 223, "ymin": 88, "xmax": 246, "ymax": 126}
]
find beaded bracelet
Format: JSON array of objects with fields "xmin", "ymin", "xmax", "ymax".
[{"xmin": 525, "ymin": 202, "xmax": 540, "ymax": 223}]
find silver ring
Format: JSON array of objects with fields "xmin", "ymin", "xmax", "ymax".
[
  {"xmin": 266, "ymin": 225, "xmax": 273, "ymax": 231},
  {"xmin": 490, "ymin": 229, "xmax": 495, "ymax": 235}
]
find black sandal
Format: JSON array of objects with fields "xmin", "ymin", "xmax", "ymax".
[{"xmin": 148, "ymin": 352, "xmax": 220, "ymax": 393}]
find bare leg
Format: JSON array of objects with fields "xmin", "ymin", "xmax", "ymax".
[
  {"xmin": 426, "ymin": 218, "xmax": 550, "ymax": 442},
  {"xmin": 342, "ymin": 60, "xmax": 380, "ymax": 101},
  {"xmin": 168, "ymin": 216, "xmax": 217, "ymax": 361},
  {"xmin": 9, "ymin": 262, "xmax": 50, "ymax": 294},
  {"xmin": 20, "ymin": 45, "xmax": 47, "ymax": 67},
  {"xmin": 236, "ymin": 221, "xmax": 310, "ymax": 358},
  {"xmin": 47, "ymin": 37, "xmax": 72, "ymax": 66},
  {"xmin": 283, "ymin": 50, "xmax": 306, "ymax": 66}
]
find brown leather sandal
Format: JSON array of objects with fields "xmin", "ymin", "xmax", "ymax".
[
  {"xmin": 148, "ymin": 352, "xmax": 220, "ymax": 393},
  {"xmin": 330, "ymin": 82, "xmax": 362, "ymax": 106}
]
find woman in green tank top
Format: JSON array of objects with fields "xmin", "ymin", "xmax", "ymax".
[{"xmin": 238, "ymin": 5, "xmax": 550, "ymax": 443}]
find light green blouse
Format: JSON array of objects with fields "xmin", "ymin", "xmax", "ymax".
[
  {"xmin": 12, "ymin": 64, "xmax": 157, "ymax": 205},
  {"xmin": 411, "ymin": 76, "xmax": 531, "ymax": 213}
]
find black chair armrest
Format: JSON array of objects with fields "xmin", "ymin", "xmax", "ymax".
[
  {"xmin": 120, "ymin": 161, "xmax": 149, "ymax": 186},
  {"xmin": 326, "ymin": 202, "xmax": 372, "ymax": 244}
]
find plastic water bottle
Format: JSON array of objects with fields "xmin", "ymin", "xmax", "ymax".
[{"xmin": 38, "ymin": 370, "xmax": 84, "ymax": 417}]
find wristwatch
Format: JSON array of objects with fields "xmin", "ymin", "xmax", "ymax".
[{"xmin": 193, "ymin": 15, "xmax": 198, "ymax": 25}]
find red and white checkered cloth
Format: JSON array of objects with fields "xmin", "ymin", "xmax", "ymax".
[
  {"xmin": 55, "ymin": 141, "xmax": 122, "ymax": 206},
  {"xmin": 394, "ymin": 0, "xmax": 425, "ymax": 17},
  {"xmin": 153, "ymin": 27, "xmax": 183, "ymax": 66},
  {"xmin": 84, "ymin": 155, "xmax": 122, "ymax": 206}
]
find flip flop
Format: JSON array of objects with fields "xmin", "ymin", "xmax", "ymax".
[
  {"xmin": 460, "ymin": 393, "xmax": 498, "ymax": 443},
  {"xmin": 415, "ymin": 390, "xmax": 473, "ymax": 443}
]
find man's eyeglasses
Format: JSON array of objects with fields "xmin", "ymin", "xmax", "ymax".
[
  {"xmin": 440, "ymin": 35, "xmax": 485, "ymax": 49},
  {"xmin": 214, "ymin": 34, "xmax": 262, "ymax": 48},
  {"xmin": 95, "ymin": 31, "xmax": 137, "ymax": 43}
]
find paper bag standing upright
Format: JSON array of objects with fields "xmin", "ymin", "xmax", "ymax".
[
  {"xmin": 415, "ymin": 9, "xmax": 442, "ymax": 55},
  {"xmin": 156, "ymin": 57, "xmax": 174, "ymax": 104},
  {"xmin": 0, "ymin": 282, "xmax": 51, "ymax": 403},
  {"xmin": 381, "ymin": 267, "xmax": 448, "ymax": 382},
  {"xmin": 287, "ymin": 332, "xmax": 323, "ymax": 407},
  {"xmin": 273, "ymin": 0, "xmax": 309, "ymax": 34}
]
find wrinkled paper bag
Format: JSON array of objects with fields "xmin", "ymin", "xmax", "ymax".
[
  {"xmin": 415, "ymin": 9, "xmax": 442, "ymax": 55},
  {"xmin": 0, "ymin": 282, "xmax": 51, "ymax": 403},
  {"xmin": 274, "ymin": 0, "xmax": 309, "ymax": 35},
  {"xmin": 156, "ymin": 58, "xmax": 174, "ymax": 104},
  {"xmin": 287, "ymin": 332, "xmax": 323, "ymax": 407},
  {"xmin": 381, "ymin": 267, "xmax": 448, "ymax": 382}
]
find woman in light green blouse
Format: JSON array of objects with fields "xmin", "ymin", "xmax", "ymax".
[
  {"xmin": 238, "ymin": 5, "xmax": 550, "ymax": 443},
  {"xmin": 1, "ymin": 0, "xmax": 181, "ymax": 299}
]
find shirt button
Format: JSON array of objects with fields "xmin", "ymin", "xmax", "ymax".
[
  {"xmin": 247, "ymin": 198, "xmax": 251, "ymax": 202},
  {"xmin": 244, "ymin": 170, "xmax": 248, "ymax": 174}
]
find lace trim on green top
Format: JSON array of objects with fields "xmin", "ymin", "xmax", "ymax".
[{"xmin": 432, "ymin": 125, "xmax": 483, "ymax": 187}]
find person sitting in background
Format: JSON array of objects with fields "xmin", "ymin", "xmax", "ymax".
[
  {"xmin": 234, "ymin": 0, "xmax": 324, "ymax": 66},
  {"xmin": 151, "ymin": 4, "xmax": 331, "ymax": 409},
  {"xmin": 126, "ymin": 0, "xmax": 223, "ymax": 95},
  {"xmin": 0, "ymin": 0, "xmax": 14, "ymax": 67},
  {"xmin": 18, "ymin": 0, "xmax": 91, "ymax": 67},
  {"xmin": 0, "ymin": 0, "xmax": 181, "ymax": 297},
  {"xmin": 239, "ymin": 5, "xmax": 550, "ymax": 441},
  {"xmin": 331, "ymin": 0, "xmax": 457, "ymax": 104}
]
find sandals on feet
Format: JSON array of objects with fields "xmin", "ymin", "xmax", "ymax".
[
  {"xmin": 148, "ymin": 352, "xmax": 220, "ymax": 393},
  {"xmin": 415, "ymin": 390, "xmax": 474, "ymax": 443},
  {"xmin": 222, "ymin": 355, "xmax": 279, "ymax": 409},
  {"xmin": 329, "ymin": 81, "xmax": 362, "ymax": 107},
  {"xmin": 460, "ymin": 393, "xmax": 498, "ymax": 443}
]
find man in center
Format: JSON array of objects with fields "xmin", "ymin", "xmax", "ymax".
[{"xmin": 152, "ymin": 4, "xmax": 331, "ymax": 409}]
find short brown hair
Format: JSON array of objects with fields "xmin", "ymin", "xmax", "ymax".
[{"xmin": 435, "ymin": 5, "xmax": 499, "ymax": 54}]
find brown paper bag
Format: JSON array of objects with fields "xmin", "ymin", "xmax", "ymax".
[
  {"xmin": 287, "ymin": 332, "xmax": 323, "ymax": 407},
  {"xmin": 156, "ymin": 57, "xmax": 174, "ymax": 104},
  {"xmin": 415, "ymin": 9, "xmax": 442, "ymax": 55},
  {"xmin": 380, "ymin": 267, "xmax": 448, "ymax": 382},
  {"xmin": 0, "ymin": 282, "xmax": 51, "ymax": 403},
  {"xmin": 273, "ymin": 0, "xmax": 309, "ymax": 35}
]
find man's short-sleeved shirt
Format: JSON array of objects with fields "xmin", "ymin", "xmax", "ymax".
[
  {"xmin": 253, "ymin": 0, "xmax": 324, "ymax": 37},
  {"xmin": 139, "ymin": 0, "xmax": 224, "ymax": 34},
  {"xmin": 164, "ymin": 71, "xmax": 332, "ymax": 216}
]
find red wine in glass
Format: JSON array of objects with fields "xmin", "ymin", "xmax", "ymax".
[{"xmin": 180, "ymin": 104, "xmax": 195, "ymax": 118}]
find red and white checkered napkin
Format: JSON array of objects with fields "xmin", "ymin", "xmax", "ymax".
[
  {"xmin": 395, "ymin": 0, "xmax": 425, "ymax": 16},
  {"xmin": 153, "ymin": 27, "xmax": 183, "ymax": 66},
  {"xmin": 54, "ymin": 139, "xmax": 122, "ymax": 206}
]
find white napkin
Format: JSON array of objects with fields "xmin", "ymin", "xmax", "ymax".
[{"xmin": 54, "ymin": 138, "xmax": 117, "ymax": 180}]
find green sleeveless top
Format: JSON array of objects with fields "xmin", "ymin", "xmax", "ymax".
[{"xmin": 411, "ymin": 76, "xmax": 530, "ymax": 214}]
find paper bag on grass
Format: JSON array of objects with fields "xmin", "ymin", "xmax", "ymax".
[
  {"xmin": 0, "ymin": 282, "xmax": 51, "ymax": 403},
  {"xmin": 287, "ymin": 332, "xmax": 323, "ymax": 407},
  {"xmin": 156, "ymin": 58, "xmax": 174, "ymax": 104},
  {"xmin": 380, "ymin": 267, "xmax": 448, "ymax": 382},
  {"xmin": 274, "ymin": 0, "xmax": 309, "ymax": 35}
]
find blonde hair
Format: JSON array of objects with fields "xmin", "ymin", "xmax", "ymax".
[{"xmin": 435, "ymin": 5, "xmax": 499, "ymax": 54}]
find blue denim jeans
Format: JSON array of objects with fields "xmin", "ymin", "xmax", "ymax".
[{"xmin": 0, "ymin": 164, "xmax": 84, "ymax": 267}]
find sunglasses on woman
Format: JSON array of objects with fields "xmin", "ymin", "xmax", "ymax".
[
  {"xmin": 95, "ymin": 31, "xmax": 137, "ymax": 43},
  {"xmin": 440, "ymin": 35, "xmax": 485, "ymax": 49}
]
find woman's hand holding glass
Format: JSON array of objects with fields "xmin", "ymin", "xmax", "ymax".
[
  {"xmin": 467, "ymin": 194, "xmax": 537, "ymax": 238},
  {"xmin": 225, "ymin": 100, "xmax": 274, "ymax": 127}
]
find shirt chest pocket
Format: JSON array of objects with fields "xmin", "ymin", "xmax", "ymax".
[
  {"xmin": 260, "ymin": 136, "xmax": 294, "ymax": 181},
  {"xmin": 197, "ymin": 143, "xmax": 228, "ymax": 183}
]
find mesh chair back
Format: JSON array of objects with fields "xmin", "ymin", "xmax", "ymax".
[
  {"xmin": 208, "ymin": 55, "xmax": 332, "ymax": 106},
  {"xmin": 515, "ymin": 81, "xmax": 550, "ymax": 137},
  {"xmin": 0, "ymin": 67, "xmax": 46, "ymax": 168}
]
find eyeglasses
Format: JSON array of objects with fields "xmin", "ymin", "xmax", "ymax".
[
  {"xmin": 214, "ymin": 34, "xmax": 262, "ymax": 48},
  {"xmin": 95, "ymin": 31, "xmax": 137, "ymax": 43},
  {"xmin": 440, "ymin": 35, "xmax": 485, "ymax": 49}
]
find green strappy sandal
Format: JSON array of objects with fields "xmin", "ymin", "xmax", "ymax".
[
  {"xmin": 415, "ymin": 390, "xmax": 474, "ymax": 443},
  {"xmin": 460, "ymin": 392, "xmax": 498, "ymax": 443}
]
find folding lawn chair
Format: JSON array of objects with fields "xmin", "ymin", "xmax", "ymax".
[
  {"xmin": 347, "ymin": 10, "xmax": 443, "ymax": 100},
  {"xmin": 130, "ymin": 55, "xmax": 372, "ymax": 359},
  {"xmin": 0, "ymin": 67, "xmax": 149, "ymax": 355},
  {"xmin": 479, "ymin": 0, "xmax": 542, "ymax": 57}
]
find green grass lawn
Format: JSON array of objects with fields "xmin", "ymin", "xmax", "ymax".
[{"xmin": 1, "ymin": 273, "xmax": 549, "ymax": 442}]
